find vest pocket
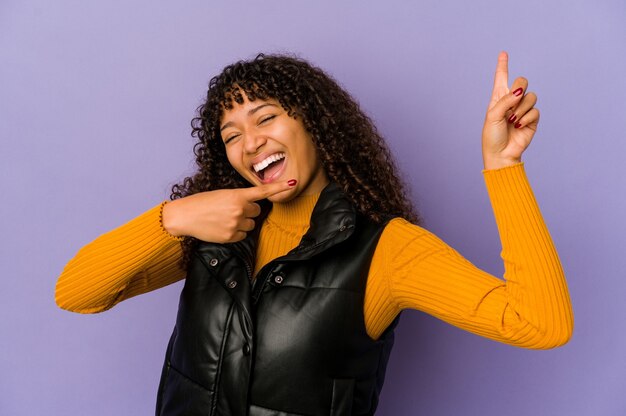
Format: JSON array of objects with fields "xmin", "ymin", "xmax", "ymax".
[
  {"xmin": 158, "ymin": 363, "xmax": 214, "ymax": 416},
  {"xmin": 330, "ymin": 378, "xmax": 354, "ymax": 415}
]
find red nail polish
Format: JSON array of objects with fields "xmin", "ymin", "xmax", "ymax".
[
  {"xmin": 514, "ymin": 122, "xmax": 522, "ymax": 128},
  {"xmin": 513, "ymin": 87, "xmax": 523, "ymax": 96},
  {"xmin": 507, "ymin": 113, "xmax": 517, "ymax": 123},
  {"xmin": 287, "ymin": 179, "xmax": 297, "ymax": 186}
]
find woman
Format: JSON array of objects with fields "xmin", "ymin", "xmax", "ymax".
[{"xmin": 56, "ymin": 51, "xmax": 574, "ymax": 415}]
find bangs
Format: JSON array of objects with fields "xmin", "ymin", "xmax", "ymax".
[{"xmin": 218, "ymin": 83, "xmax": 271, "ymax": 111}]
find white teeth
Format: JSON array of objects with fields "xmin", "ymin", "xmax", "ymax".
[{"xmin": 253, "ymin": 153, "xmax": 285, "ymax": 173}]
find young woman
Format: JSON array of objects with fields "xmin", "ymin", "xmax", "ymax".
[{"xmin": 56, "ymin": 51, "xmax": 574, "ymax": 416}]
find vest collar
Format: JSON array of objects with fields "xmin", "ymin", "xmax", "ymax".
[
  {"xmin": 240, "ymin": 180, "xmax": 357, "ymax": 264},
  {"xmin": 289, "ymin": 181, "xmax": 356, "ymax": 257}
]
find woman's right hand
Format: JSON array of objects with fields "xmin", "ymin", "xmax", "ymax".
[{"xmin": 162, "ymin": 180, "xmax": 296, "ymax": 243}]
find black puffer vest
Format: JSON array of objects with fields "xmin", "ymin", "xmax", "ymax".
[{"xmin": 156, "ymin": 182, "xmax": 402, "ymax": 416}]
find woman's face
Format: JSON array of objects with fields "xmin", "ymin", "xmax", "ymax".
[{"xmin": 219, "ymin": 94, "xmax": 329, "ymax": 203}]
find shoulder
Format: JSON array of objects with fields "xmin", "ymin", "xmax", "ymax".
[
  {"xmin": 353, "ymin": 214, "xmax": 431, "ymax": 245},
  {"xmin": 382, "ymin": 217, "xmax": 430, "ymax": 239},
  {"xmin": 374, "ymin": 217, "xmax": 447, "ymax": 262}
]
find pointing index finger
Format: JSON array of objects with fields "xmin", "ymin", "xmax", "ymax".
[
  {"xmin": 242, "ymin": 179, "xmax": 296, "ymax": 202},
  {"xmin": 491, "ymin": 51, "xmax": 509, "ymax": 102}
]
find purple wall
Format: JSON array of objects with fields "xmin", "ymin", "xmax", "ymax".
[{"xmin": 2, "ymin": 0, "xmax": 625, "ymax": 414}]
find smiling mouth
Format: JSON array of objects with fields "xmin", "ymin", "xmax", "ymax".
[{"xmin": 252, "ymin": 152, "xmax": 286, "ymax": 182}]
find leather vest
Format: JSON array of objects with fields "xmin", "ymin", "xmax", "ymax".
[{"xmin": 156, "ymin": 182, "xmax": 402, "ymax": 416}]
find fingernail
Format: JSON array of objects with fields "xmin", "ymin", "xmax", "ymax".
[
  {"xmin": 507, "ymin": 113, "xmax": 517, "ymax": 123},
  {"xmin": 287, "ymin": 179, "xmax": 297, "ymax": 186},
  {"xmin": 513, "ymin": 87, "xmax": 523, "ymax": 97},
  {"xmin": 514, "ymin": 122, "xmax": 522, "ymax": 128}
]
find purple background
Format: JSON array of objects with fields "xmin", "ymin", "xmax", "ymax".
[{"xmin": 2, "ymin": 1, "xmax": 625, "ymax": 415}]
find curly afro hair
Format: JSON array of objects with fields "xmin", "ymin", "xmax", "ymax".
[{"xmin": 169, "ymin": 53, "xmax": 421, "ymax": 271}]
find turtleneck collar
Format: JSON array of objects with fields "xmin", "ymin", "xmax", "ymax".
[{"xmin": 267, "ymin": 192, "xmax": 322, "ymax": 227}]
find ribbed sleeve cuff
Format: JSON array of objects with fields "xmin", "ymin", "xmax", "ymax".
[
  {"xmin": 481, "ymin": 160, "xmax": 525, "ymax": 175},
  {"xmin": 158, "ymin": 201, "xmax": 185, "ymax": 242}
]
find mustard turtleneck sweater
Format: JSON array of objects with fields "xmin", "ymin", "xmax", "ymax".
[{"xmin": 55, "ymin": 163, "xmax": 573, "ymax": 347}]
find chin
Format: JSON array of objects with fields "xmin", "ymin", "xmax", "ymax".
[{"xmin": 267, "ymin": 187, "xmax": 298, "ymax": 203}]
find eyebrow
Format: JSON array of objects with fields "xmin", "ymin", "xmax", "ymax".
[{"xmin": 220, "ymin": 103, "xmax": 277, "ymax": 132}]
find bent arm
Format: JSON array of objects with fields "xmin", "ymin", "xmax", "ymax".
[
  {"xmin": 55, "ymin": 201, "xmax": 186, "ymax": 313},
  {"xmin": 376, "ymin": 162, "xmax": 573, "ymax": 349}
]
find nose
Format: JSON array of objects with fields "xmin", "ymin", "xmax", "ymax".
[{"xmin": 243, "ymin": 131, "xmax": 267, "ymax": 154}]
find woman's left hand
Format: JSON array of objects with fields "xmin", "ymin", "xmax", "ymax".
[{"xmin": 481, "ymin": 51, "xmax": 540, "ymax": 170}]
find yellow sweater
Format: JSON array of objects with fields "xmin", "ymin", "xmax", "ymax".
[{"xmin": 55, "ymin": 162, "xmax": 574, "ymax": 347}]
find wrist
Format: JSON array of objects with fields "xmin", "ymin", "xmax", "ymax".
[{"xmin": 483, "ymin": 155, "xmax": 522, "ymax": 170}]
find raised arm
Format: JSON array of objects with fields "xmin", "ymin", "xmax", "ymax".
[
  {"xmin": 368, "ymin": 163, "xmax": 574, "ymax": 349},
  {"xmin": 363, "ymin": 52, "xmax": 573, "ymax": 348}
]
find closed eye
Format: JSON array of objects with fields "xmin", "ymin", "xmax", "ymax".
[
  {"xmin": 224, "ymin": 115, "xmax": 276, "ymax": 144},
  {"xmin": 259, "ymin": 115, "xmax": 276, "ymax": 124},
  {"xmin": 224, "ymin": 133, "xmax": 240, "ymax": 144}
]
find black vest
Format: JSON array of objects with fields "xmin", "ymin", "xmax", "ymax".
[{"xmin": 156, "ymin": 182, "xmax": 402, "ymax": 416}]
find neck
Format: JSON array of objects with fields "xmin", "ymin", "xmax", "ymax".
[{"xmin": 268, "ymin": 192, "xmax": 322, "ymax": 226}]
